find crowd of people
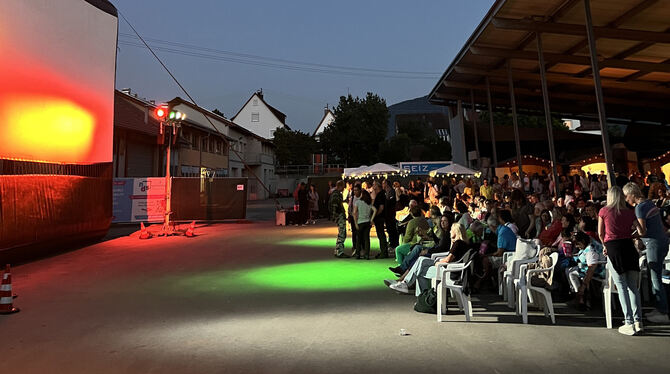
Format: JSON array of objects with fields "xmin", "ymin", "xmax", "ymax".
[{"xmin": 327, "ymin": 169, "xmax": 670, "ymax": 335}]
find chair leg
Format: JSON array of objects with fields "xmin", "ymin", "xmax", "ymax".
[
  {"xmin": 546, "ymin": 295, "xmax": 555, "ymax": 324},
  {"xmin": 521, "ymin": 288, "xmax": 528, "ymax": 324},
  {"xmin": 507, "ymin": 279, "xmax": 515, "ymax": 309},
  {"xmin": 462, "ymin": 294, "xmax": 471, "ymax": 322},
  {"xmin": 437, "ymin": 285, "xmax": 444, "ymax": 322},
  {"xmin": 467, "ymin": 297, "xmax": 473, "ymax": 318},
  {"xmin": 604, "ymin": 289, "xmax": 612, "ymax": 329}
]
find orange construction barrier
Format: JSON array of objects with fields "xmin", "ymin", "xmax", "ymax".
[
  {"xmin": 185, "ymin": 221, "xmax": 196, "ymax": 237},
  {"xmin": 0, "ymin": 264, "xmax": 20, "ymax": 314},
  {"xmin": 139, "ymin": 222, "xmax": 152, "ymax": 240}
]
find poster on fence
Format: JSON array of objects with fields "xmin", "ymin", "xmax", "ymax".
[{"xmin": 113, "ymin": 178, "xmax": 165, "ymax": 223}]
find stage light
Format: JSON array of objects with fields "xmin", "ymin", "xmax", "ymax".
[{"xmin": 155, "ymin": 105, "xmax": 167, "ymax": 120}]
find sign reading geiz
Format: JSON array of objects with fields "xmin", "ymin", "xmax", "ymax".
[{"xmin": 399, "ymin": 161, "xmax": 451, "ymax": 176}]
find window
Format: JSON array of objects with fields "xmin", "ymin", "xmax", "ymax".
[
  {"xmin": 201, "ymin": 136, "xmax": 208, "ymax": 152},
  {"xmin": 253, "ymin": 99, "xmax": 258, "ymax": 106},
  {"xmin": 251, "ymin": 113, "xmax": 259, "ymax": 122}
]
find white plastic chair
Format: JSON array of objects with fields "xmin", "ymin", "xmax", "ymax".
[
  {"xmin": 516, "ymin": 252, "xmax": 559, "ymax": 324},
  {"xmin": 436, "ymin": 260, "xmax": 474, "ymax": 322},
  {"xmin": 603, "ymin": 255, "xmax": 644, "ymax": 329},
  {"xmin": 498, "ymin": 251, "xmax": 514, "ymax": 296},
  {"xmin": 500, "ymin": 239, "xmax": 540, "ymax": 305}
]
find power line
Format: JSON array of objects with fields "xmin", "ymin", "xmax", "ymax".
[
  {"xmin": 118, "ymin": 32, "xmax": 439, "ymax": 77},
  {"xmin": 117, "ymin": 10, "xmax": 282, "ymax": 209}
]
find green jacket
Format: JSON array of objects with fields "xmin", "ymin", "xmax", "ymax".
[{"xmin": 329, "ymin": 190, "xmax": 345, "ymax": 220}]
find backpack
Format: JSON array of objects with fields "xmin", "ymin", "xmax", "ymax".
[{"xmin": 414, "ymin": 288, "xmax": 438, "ymax": 314}]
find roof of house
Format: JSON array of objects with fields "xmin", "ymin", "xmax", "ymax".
[
  {"xmin": 231, "ymin": 92, "xmax": 291, "ymax": 130},
  {"xmin": 114, "ymin": 90, "xmax": 160, "ymax": 136},
  {"xmin": 312, "ymin": 108, "xmax": 335, "ymax": 137},
  {"xmin": 169, "ymin": 96, "xmax": 275, "ymax": 146}
]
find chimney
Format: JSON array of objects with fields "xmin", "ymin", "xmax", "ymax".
[
  {"xmin": 150, "ymin": 100, "xmax": 155, "ymax": 105},
  {"xmin": 324, "ymin": 103, "xmax": 329, "ymax": 115},
  {"xmin": 256, "ymin": 88, "xmax": 263, "ymax": 99},
  {"xmin": 121, "ymin": 88, "xmax": 131, "ymax": 95}
]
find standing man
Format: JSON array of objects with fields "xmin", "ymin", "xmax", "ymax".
[
  {"xmin": 372, "ymin": 181, "xmax": 388, "ymax": 258},
  {"xmin": 348, "ymin": 183, "xmax": 362, "ymax": 256},
  {"xmin": 329, "ymin": 180, "xmax": 348, "ymax": 258},
  {"xmin": 298, "ymin": 182, "xmax": 309, "ymax": 225},
  {"xmin": 383, "ymin": 179, "xmax": 399, "ymax": 251}
]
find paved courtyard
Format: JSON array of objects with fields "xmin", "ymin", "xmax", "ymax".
[{"xmin": 1, "ymin": 200, "xmax": 669, "ymax": 373}]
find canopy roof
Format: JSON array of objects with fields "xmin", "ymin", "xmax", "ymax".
[
  {"xmin": 428, "ymin": 0, "xmax": 670, "ymax": 125},
  {"xmin": 429, "ymin": 163, "xmax": 481, "ymax": 177}
]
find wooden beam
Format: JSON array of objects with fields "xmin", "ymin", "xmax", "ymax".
[
  {"xmin": 469, "ymin": 46, "xmax": 670, "ymax": 73},
  {"xmin": 491, "ymin": 17, "xmax": 670, "ymax": 43},
  {"xmin": 453, "ymin": 66, "xmax": 670, "ymax": 93}
]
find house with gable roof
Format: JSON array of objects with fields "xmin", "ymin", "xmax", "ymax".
[{"xmin": 231, "ymin": 89, "xmax": 291, "ymax": 139}]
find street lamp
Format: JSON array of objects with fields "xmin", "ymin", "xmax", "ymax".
[{"xmin": 154, "ymin": 105, "xmax": 185, "ymax": 235}]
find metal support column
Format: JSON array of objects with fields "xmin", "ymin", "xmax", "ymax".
[
  {"xmin": 536, "ymin": 32, "xmax": 560, "ymax": 197},
  {"xmin": 457, "ymin": 100, "xmax": 468, "ymax": 166},
  {"xmin": 470, "ymin": 89, "xmax": 481, "ymax": 170},
  {"xmin": 485, "ymin": 77, "xmax": 498, "ymax": 178},
  {"xmin": 584, "ymin": 0, "xmax": 615, "ymax": 187},
  {"xmin": 506, "ymin": 61, "xmax": 523, "ymax": 177}
]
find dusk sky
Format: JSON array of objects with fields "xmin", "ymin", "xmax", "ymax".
[{"xmin": 113, "ymin": 0, "xmax": 493, "ymax": 133}]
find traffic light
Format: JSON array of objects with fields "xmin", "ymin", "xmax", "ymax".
[
  {"xmin": 154, "ymin": 105, "xmax": 168, "ymax": 120},
  {"xmin": 168, "ymin": 110, "xmax": 185, "ymax": 121}
]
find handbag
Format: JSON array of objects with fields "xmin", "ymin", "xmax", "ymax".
[{"xmin": 414, "ymin": 288, "xmax": 438, "ymax": 314}]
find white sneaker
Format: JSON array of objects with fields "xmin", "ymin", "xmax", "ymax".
[
  {"xmin": 390, "ymin": 281, "xmax": 409, "ymax": 294},
  {"xmin": 647, "ymin": 311, "xmax": 670, "ymax": 323},
  {"xmin": 618, "ymin": 323, "xmax": 636, "ymax": 336},
  {"xmin": 634, "ymin": 321, "xmax": 644, "ymax": 334}
]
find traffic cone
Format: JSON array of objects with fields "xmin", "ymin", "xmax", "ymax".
[
  {"xmin": 185, "ymin": 221, "xmax": 196, "ymax": 237},
  {"xmin": 139, "ymin": 222, "xmax": 152, "ymax": 240},
  {"xmin": 0, "ymin": 264, "xmax": 19, "ymax": 314}
]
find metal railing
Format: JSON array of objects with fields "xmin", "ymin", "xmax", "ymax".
[{"xmin": 275, "ymin": 164, "xmax": 344, "ymax": 175}]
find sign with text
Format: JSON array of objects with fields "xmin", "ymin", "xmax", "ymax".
[
  {"xmin": 112, "ymin": 178, "xmax": 166, "ymax": 223},
  {"xmin": 399, "ymin": 161, "xmax": 451, "ymax": 176}
]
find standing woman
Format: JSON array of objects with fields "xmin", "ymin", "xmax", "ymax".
[
  {"xmin": 353, "ymin": 189, "xmax": 377, "ymax": 260},
  {"xmin": 598, "ymin": 186, "xmax": 644, "ymax": 335},
  {"xmin": 307, "ymin": 184, "xmax": 319, "ymax": 224},
  {"xmin": 623, "ymin": 182, "xmax": 669, "ymax": 323}
]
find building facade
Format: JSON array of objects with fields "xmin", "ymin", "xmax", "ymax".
[{"xmin": 231, "ymin": 89, "xmax": 291, "ymax": 139}]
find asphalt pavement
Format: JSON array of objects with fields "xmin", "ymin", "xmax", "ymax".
[{"xmin": 1, "ymin": 199, "xmax": 669, "ymax": 373}]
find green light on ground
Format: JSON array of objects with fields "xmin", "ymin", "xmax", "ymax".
[
  {"xmin": 172, "ymin": 259, "xmax": 395, "ymax": 293},
  {"xmin": 277, "ymin": 237, "xmax": 380, "ymax": 250},
  {"xmin": 241, "ymin": 260, "xmax": 392, "ymax": 291}
]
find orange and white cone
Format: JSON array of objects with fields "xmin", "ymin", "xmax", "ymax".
[
  {"xmin": 139, "ymin": 222, "xmax": 152, "ymax": 240},
  {"xmin": 185, "ymin": 221, "xmax": 196, "ymax": 237},
  {"xmin": 0, "ymin": 264, "xmax": 19, "ymax": 314}
]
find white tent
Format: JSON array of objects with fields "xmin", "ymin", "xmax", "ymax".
[
  {"xmin": 360, "ymin": 163, "xmax": 406, "ymax": 176},
  {"xmin": 429, "ymin": 163, "xmax": 481, "ymax": 177},
  {"xmin": 342, "ymin": 165, "xmax": 368, "ymax": 178}
]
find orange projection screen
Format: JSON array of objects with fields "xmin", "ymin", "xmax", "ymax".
[{"xmin": 0, "ymin": 0, "xmax": 118, "ymax": 164}]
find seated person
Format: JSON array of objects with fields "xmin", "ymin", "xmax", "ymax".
[
  {"xmin": 565, "ymin": 231, "xmax": 606, "ymax": 309},
  {"xmin": 388, "ymin": 213, "xmax": 453, "ymax": 276},
  {"xmin": 387, "ymin": 223, "xmax": 470, "ymax": 294},
  {"xmin": 394, "ymin": 205, "xmax": 429, "ymax": 265},
  {"xmin": 538, "ymin": 209, "xmax": 562, "ymax": 246},
  {"xmin": 482, "ymin": 210, "xmax": 517, "ymax": 274}
]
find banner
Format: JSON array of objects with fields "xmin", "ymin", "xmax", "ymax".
[
  {"xmin": 112, "ymin": 178, "xmax": 165, "ymax": 223},
  {"xmin": 399, "ymin": 161, "xmax": 451, "ymax": 175}
]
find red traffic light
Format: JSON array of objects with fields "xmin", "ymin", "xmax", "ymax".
[{"xmin": 154, "ymin": 105, "xmax": 168, "ymax": 120}]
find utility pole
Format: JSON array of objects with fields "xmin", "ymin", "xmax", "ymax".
[{"xmin": 154, "ymin": 105, "xmax": 185, "ymax": 235}]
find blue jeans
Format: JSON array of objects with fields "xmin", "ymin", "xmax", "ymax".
[
  {"xmin": 608, "ymin": 261, "xmax": 642, "ymax": 325},
  {"xmin": 642, "ymin": 238, "xmax": 669, "ymax": 314},
  {"xmin": 405, "ymin": 256, "xmax": 436, "ymax": 293},
  {"xmin": 400, "ymin": 245, "xmax": 423, "ymax": 271}
]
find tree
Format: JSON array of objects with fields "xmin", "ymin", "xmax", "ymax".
[
  {"xmin": 319, "ymin": 93, "xmax": 389, "ymax": 166},
  {"xmin": 212, "ymin": 108, "xmax": 225, "ymax": 117},
  {"xmin": 272, "ymin": 127, "xmax": 318, "ymax": 165},
  {"xmin": 378, "ymin": 134, "xmax": 411, "ymax": 164}
]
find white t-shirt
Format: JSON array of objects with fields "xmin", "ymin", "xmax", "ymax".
[{"xmin": 355, "ymin": 199, "xmax": 373, "ymax": 224}]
